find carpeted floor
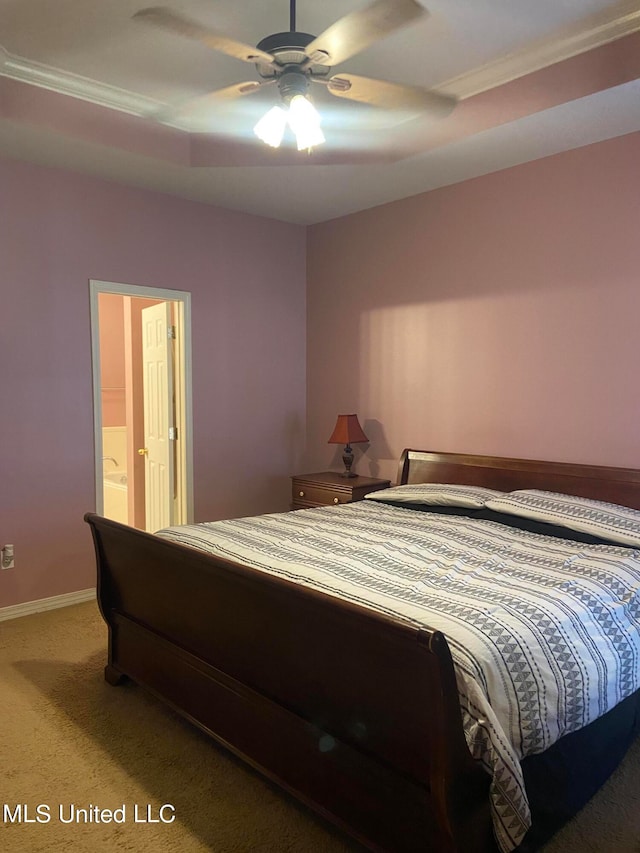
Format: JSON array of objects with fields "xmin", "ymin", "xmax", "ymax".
[{"xmin": 2, "ymin": 601, "xmax": 640, "ymax": 852}]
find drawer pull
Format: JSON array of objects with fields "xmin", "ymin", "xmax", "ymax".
[
  {"xmin": 299, "ymin": 491, "xmax": 305, "ymax": 497},
  {"xmin": 333, "ymin": 497, "xmax": 339, "ymax": 504}
]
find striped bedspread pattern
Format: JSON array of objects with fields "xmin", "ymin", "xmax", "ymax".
[{"xmin": 157, "ymin": 501, "xmax": 640, "ymax": 852}]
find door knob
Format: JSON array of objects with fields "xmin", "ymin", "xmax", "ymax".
[{"xmin": 138, "ymin": 448, "xmax": 149, "ymax": 455}]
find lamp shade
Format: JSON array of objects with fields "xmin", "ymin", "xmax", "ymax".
[{"xmin": 328, "ymin": 414, "xmax": 368, "ymax": 445}]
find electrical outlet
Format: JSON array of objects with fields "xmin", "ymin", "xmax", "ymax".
[{"xmin": 1, "ymin": 545, "xmax": 15, "ymax": 570}]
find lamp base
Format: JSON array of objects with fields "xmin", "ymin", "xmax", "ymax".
[{"xmin": 341, "ymin": 445, "xmax": 356, "ymax": 478}]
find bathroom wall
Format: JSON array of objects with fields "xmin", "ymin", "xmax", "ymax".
[{"xmin": 98, "ymin": 292, "xmax": 126, "ymax": 427}]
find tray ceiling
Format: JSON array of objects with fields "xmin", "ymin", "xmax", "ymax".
[{"xmin": 0, "ymin": 0, "xmax": 639, "ymax": 223}]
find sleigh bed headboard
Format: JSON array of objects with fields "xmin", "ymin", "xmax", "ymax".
[{"xmin": 397, "ymin": 449, "xmax": 640, "ymax": 509}]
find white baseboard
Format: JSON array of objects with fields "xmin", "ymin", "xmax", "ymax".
[{"xmin": 0, "ymin": 588, "xmax": 96, "ymax": 622}]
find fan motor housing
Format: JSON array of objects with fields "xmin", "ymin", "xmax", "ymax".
[
  {"xmin": 254, "ymin": 31, "xmax": 331, "ymax": 79},
  {"xmin": 277, "ymin": 67, "xmax": 310, "ymax": 102}
]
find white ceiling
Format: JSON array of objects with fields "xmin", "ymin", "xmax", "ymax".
[{"xmin": 0, "ymin": 0, "xmax": 639, "ymax": 224}]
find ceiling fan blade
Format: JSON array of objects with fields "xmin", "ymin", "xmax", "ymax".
[
  {"xmin": 304, "ymin": 0, "xmax": 428, "ymax": 67},
  {"xmin": 150, "ymin": 80, "xmax": 270, "ymax": 124},
  {"xmin": 327, "ymin": 73, "xmax": 456, "ymax": 117},
  {"xmin": 202, "ymin": 81, "xmax": 266, "ymax": 100},
  {"xmin": 134, "ymin": 7, "xmax": 276, "ymax": 66}
]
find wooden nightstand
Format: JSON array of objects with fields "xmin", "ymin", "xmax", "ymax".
[{"xmin": 291, "ymin": 472, "xmax": 391, "ymax": 510}]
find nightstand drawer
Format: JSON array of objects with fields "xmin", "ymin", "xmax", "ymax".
[
  {"xmin": 292, "ymin": 483, "xmax": 350, "ymax": 506},
  {"xmin": 291, "ymin": 472, "xmax": 391, "ymax": 510}
]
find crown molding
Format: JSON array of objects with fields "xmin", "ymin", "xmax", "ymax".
[
  {"xmin": 0, "ymin": 44, "xmax": 165, "ymax": 118},
  {"xmin": 1, "ymin": 2, "xmax": 640, "ymax": 118},
  {"xmin": 441, "ymin": 0, "xmax": 640, "ymax": 98}
]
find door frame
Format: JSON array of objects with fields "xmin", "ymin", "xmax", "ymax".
[{"xmin": 89, "ymin": 279, "xmax": 194, "ymax": 525}]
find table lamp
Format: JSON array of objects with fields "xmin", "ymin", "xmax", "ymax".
[{"xmin": 328, "ymin": 414, "xmax": 368, "ymax": 478}]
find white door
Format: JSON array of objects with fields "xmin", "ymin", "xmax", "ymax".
[{"xmin": 141, "ymin": 302, "xmax": 174, "ymax": 532}]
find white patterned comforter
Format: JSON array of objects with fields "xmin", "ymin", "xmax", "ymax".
[{"xmin": 157, "ymin": 501, "xmax": 640, "ymax": 852}]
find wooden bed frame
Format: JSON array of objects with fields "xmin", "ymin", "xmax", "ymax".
[{"xmin": 85, "ymin": 449, "xmax": 640, "ymax": 853}]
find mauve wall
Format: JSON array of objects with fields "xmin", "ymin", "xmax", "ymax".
[
  {"xmin": 306, "ymin": 131, "xmax": 640, "ymax": 483},
  {"xmin": 0, "ymin": 158, "xmax": 305, "ymax": 609}
]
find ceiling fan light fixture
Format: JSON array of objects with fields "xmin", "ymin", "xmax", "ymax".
[
  {"xmin": 287, "ymin": 94, "xmax": 325, "ymax": 151},
  {"xmin": 292, "ymin": 122, "xmax": 325, "ymax": 152},
  {"xmin": 253, "ymin": 105, "xmax": 288, "ymax": 147},
  {"xmin": 254, "ymin": 95, "xmax": 325, "ymax": 152}
]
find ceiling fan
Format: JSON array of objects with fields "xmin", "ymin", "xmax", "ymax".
[{"xmin": 134, "ymin": 0, "xmax": 457, "ymax": 151}]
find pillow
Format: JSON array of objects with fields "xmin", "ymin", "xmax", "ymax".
[
  {"xmin": 485, "ymin": 489, "xmax": 640, "ymax": 547},
  {"xmin": 364, "ymin": 483, "xmax": 506, "ymax": 509}
]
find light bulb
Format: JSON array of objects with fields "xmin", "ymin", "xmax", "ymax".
[
  {"xmin": 287, "ymin": 95, "xmax": 325, "ymax": 151},
  {"xmin": 253, "ymin": 106, "xmax": 288, "ymax": 148}
]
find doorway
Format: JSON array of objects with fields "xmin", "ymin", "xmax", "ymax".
[{"xmin": 89, "ymin": 280, "xmax": 194, "ymax": 531}]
